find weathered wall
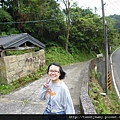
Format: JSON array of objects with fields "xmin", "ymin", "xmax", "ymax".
[
  {"xmin": 90, "ymin": 57, "xmax": 105, "ymax": 90},
  {"xmin": 0, "ymin": 57, "xmax": 6, "ymax": 84},
  {"xmin": 0, "ymin": 49, "xmax": 45, "ymax": 84},
  {"xmin": 80, "ymin": 60, "xmax": 97, "ymax": 114},
  {"xmin": 80, "ymin": 57, "xmax": 105, "ymax": 114}
]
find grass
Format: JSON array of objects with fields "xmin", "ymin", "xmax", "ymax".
[
  {"xmin": 45, "ymin": 46, "xmax": 95, "ymax": 66},
  {"xmin": 89, "ymin": 70, "xmax": 120, "ymax": 114}
]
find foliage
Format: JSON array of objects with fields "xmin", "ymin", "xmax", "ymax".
[
  {"xmin": 45, "ymin": 46, "xmax": 95, "ymax": 66},
  {"xmin": 70, "ymin": 7, "xmax": 114, "ymax": 54},
  {"xmin": 0, "ymin": 8, "xmax": 12, "ymax": 21},
  {"xmin": 109, "ymin": 14, "xmax": 120, "ymax": 33},
  {"xmin": 0, "ymin": 8, "xmax": 19, "ymax": 35},
  {"xmin": 89, "ymin": 70, "xmax": 120, "ymax": 114},
  {"xmin": 6, "ymin": 47, "xmax": 40, "ymax": 56},
  {"xmin": 0, "ymin": 0, "xmax": 119, "ymax": 55}
]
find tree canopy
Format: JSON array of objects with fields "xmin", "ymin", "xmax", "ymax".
[{"xmin": 0, "ymin": 0, "xmax": 119, "ymax": 54}]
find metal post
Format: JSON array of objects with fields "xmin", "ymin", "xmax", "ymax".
[{"xmin": 101, "ymin": 0, "xmax": 108, "ymax": 93}]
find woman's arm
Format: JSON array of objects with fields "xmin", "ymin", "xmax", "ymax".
[
  {"xmin": 65, "ymin": 95, "xmax": 75, "ymax": 114},
  {"xmin": 62, "ymin": 85, "xmax": 75, "ymax": 114},
  {"xmin": 38, "ymin": 78, "xmax": 51, "ymax": 100},
  {"xmin": 38, "ymin": 86, "xmax": 47, "ymax": 100}
]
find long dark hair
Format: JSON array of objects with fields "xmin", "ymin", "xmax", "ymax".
[{"xmin": 47, "ymin": 62, "xmax": 66, "ymax": 80}]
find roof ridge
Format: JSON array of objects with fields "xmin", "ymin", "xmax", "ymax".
[
  {"xmin": 0, "ymin": 33, "xmax": 45, "ymax": 49},
  {"xmin": 0, "ymin": 33, "xmax": 27, "ymax": 38}
]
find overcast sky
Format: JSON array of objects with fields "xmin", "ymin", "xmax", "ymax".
[{"xmin": 60, "ymin": 0, "xmax": 120, "ymax": 16}]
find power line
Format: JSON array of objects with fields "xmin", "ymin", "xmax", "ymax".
[
  {"xmin": 107, "ymin": 0, "xmax": 120, "ymax": 12},
  {"xmin": 0, "ymin": 18, "xmax": 61, "ymax": 25},
  {"xmin": 105, "ymin": 9, "xmax": 112, "ymax": 16},
  {"xmin": 114, "ymin": 0, "xmax": 120, "ymax": 9},
  {"xmin": 105, "ymin": 4, "xmax": 119, "ymax": 15},
  {"xmin": 105, "ymin": 0, "xmax": 120, "ymax": 15},
  {"xmin": 107, "ymin": 0, "xmax": 119, "ymax": 4}
]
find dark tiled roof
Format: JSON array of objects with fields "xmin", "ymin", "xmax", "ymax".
[{"xmin": 0, "ymin": 33, "xmax": 45, "ymax": 49}]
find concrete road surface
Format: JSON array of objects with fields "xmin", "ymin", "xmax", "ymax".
[
  {"xmin": 111, "ymin": 48, "xmax": 120, "ymax": 100},
  {"xmin": 0, "ymin": 61, "xmax": 88, "ymax": 114}
]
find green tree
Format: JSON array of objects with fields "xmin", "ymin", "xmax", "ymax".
[
  {"xmin": 0, "ymin": 0, "xmax": 118, "ymax": 55},
  {"xmin": 0, "ymin": 8, "xmax": 18, "ymax": 35},
  {"xmin": 69, "ymin": 7, "xmax": 118, "ymax": 54},
  {"xmin": 0, "ymin": 0, "xmax": 66, "ymax": 48},
  {"xmin": 69, "ymin": 7, "xmax": 104, "ymax": 53},
  {"xmin": 59, "ymin": 0, "xmax": 78, "ymax": 53},
  {"xmin": 105, "ymin": 16, "xmax": 119, "ymax": 53}
]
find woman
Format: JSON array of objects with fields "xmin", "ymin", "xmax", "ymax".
[{"xmin": 38, "ymin": 62, "xmax": 75, "ymax": 114}]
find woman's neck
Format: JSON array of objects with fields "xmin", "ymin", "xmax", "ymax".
[{"xmin": 52, "ymin": 79, "xmax": 61, "ymax": 84}]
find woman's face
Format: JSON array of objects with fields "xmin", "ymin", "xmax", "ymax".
[{"xmin": 48, "ymin": 65, "xmax": 61, "ymax": 81}]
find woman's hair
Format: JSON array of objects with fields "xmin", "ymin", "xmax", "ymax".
[{"xmin": 47, "ymin": 62, "xmax": 66, "ymax": 80}]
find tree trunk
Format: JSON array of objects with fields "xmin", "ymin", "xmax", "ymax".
[
  {"xmin": 65, "ymin": 0, "xmax": 70, "ymax": 53},
  {"xmin": 66, "ymin": 26, "xmax": 69, "ymax": 53}
]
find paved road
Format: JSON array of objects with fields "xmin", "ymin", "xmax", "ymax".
[
  {"xmin": 0, "ymin": 61, "xmax": 88, "ymax": 114},
  {"xmin": 111, "ymin": 48, "xmax": 120, "ymax": 99}
]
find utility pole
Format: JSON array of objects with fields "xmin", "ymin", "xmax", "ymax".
[{"xmin": 101, "ymin": 0, "xmax": 108, "ymax": 93}]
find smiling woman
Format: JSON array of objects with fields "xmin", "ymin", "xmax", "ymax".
[{"xmin": 38, "ymin": 62, "xmax": 75, "ymax": 116}]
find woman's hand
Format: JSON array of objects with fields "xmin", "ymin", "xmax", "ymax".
[{"xmin": 43, "ymin": 78, "xmax": 50, "ymax": 88}]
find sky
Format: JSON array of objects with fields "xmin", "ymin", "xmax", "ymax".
[{"xmin": 60, "ymin": 0, "xmax": 120, "ymax": 16}]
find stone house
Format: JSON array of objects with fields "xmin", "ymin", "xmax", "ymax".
[{"xmin": 0, "ymin": 33, "xmax": 45, "ymax": 84}]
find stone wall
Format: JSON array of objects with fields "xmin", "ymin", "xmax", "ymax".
[
  {"xmin": 80, "ymin": 60, "xmax": 97, "ymax": 114},
  {"xmin": 80, "ymin": 57, "xmax": 105, "ymax": 114},
  {"xmin": 0, "ymin": 49, "xmax": 45, "ymax": 84},
  {"xmin": 89, "ymin": 57, "xmax": 105, "ymax": 90}
]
